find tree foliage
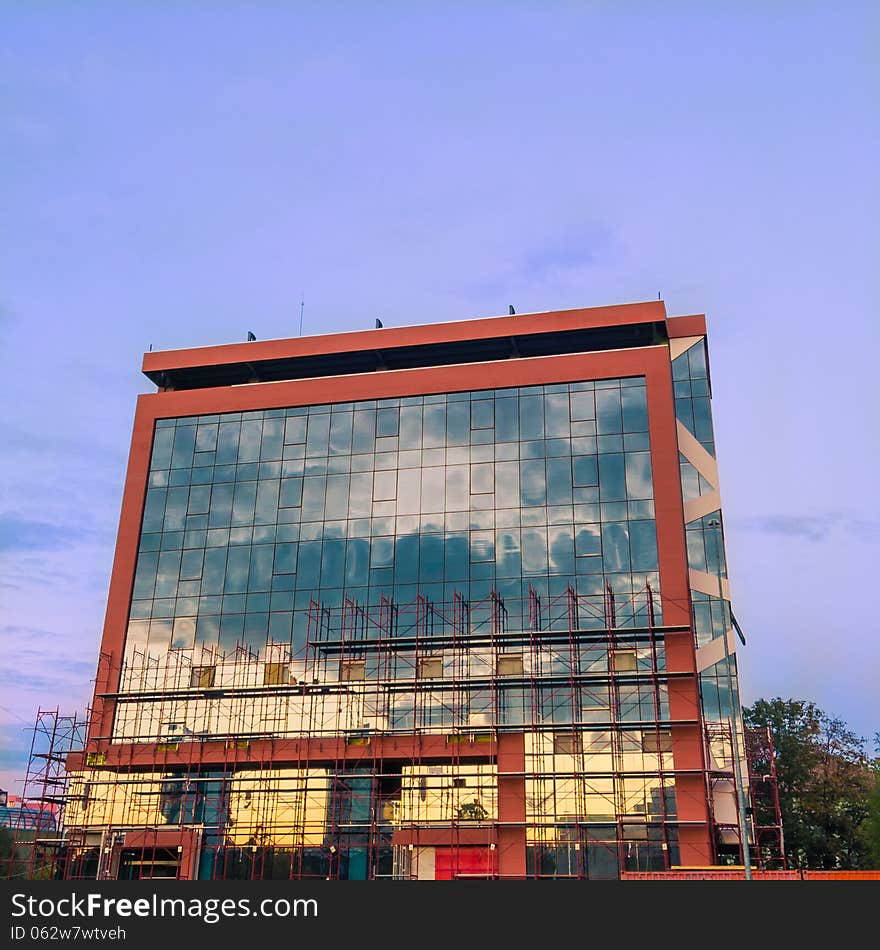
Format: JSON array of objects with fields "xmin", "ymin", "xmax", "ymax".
[
  {"xmin": 863, "ymin": 733, "xmax": 880, "ymax": 868},
  {"xmin": 743, "ymin": 698, "xmax": 878, "ymax": 870}
]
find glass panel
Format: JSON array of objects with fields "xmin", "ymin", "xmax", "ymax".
[
  {"xmin": 546, "ymin": 457, "xmax": 573, "ymax": 506},
  {"xmin": 596, "ymin": 389, "xmax": 622, "ymax": 434},
  {"xmin": 260, "ymin": 418, "xmax": 284, "ymax": 461},
  {"xmin": 239, "ymin": 420, "xmax": 262, "ymax": 463},
  {"xmin": 688, "ymin": 340, "xmax": 707, "ymax": 378},
  {"xmin": 302, "ymin": 476, "xmax": 327, "ymax": 519},
  {"xmin": 495, "ymin": 396, "xmax": 519, "ymax": 442},
  {"xmin": 630, "ymin": 521, "xmax": 659, "ymax": 572},
  {"xmin": 544, "ymin": 393, "xmax": 570, "ymax": 437},
  {"xmin": 150, "ymin": 428, "xmax": 174, "ymax": 470},
  {"xmin": 621, "ymin": 386, "xmax": 648, "ymax": 433},
  {"xmin": 284, "ymin": 416, "xmax": 307, "ymax": 444},
  {"xmin": 423, "ymin": 404, "xmax": 446, "ymax": 448},
  {"xmin": 520, "ymin": 459, "xmax": 546, "ymax": 507},
  {"xmin": 126, "ymin": 376, "xmax": 677, "ymax": 821},
  {"xmin": 471, "ymin": 400, "xmax": 494, "ymax": 429},
  {"xmin": 624, "ymin": 452, "xmax": 653, "ymax": 500},
  {"xmin": 170, "ymin": 426, "xmax": 196, "ymax": 470},
  {"xmin": 377, "ymin": 407, "xmax": 399, "ymax": 438},
  {"xmin": 329, "ymin": 413, "xmax": 353, "ymax": 454},
  {"xmin": 601, "ymin": 523, "xmax": 630, "ymax": 572},
  {"xmin": 598, "ymin": 454, "xmax": 626, "ymax": 502},
  {"xmin": 470, "ymin": 463, "xmax": 494, "ymax": 495},
  {"xmin": 231, "ymin": 481, "xmax": 257, "ymax": 525},
  {"xmin": 420, "ymin": 467, "xmax": 445, "ymax": 514}
]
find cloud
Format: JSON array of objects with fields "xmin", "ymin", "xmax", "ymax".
[
  {"xmin": 0, "ymin": 625, "xmax": 98, "ymax": 688},
  {"xmin": 0, "ymin": 421, "xmax": 125, "ymax": 470},
  {"xmin": 740, "ymin": 512, "xmax": 880, "ymax": 543},
  {"xmin": 459, "ymin": 220, "xmax": 616, "ymax": 301},
  {"xmin": 0, "ymin": 662, "xmax": 95, "ymax": 696},
  {"xmin": 1, "ymin": 622, "xmax": 96, "ymax": 653},
  {"xmin": 0, "ymin": 722, "xmax": 34, "ymax": 772},
  {"xmin": 0, "ymin": 711, "xmax": 76, "ymax": 791},
  {"xmin": 521, "ymin": 230, "xmax": 611, "ymax": 283},
  {"xmin": 0, "ymin": 299, "xmax": 15, "ymax": 334},
  {"xmin": 0, "ymin": 514, "xmax": 107, "ymax": 553}
]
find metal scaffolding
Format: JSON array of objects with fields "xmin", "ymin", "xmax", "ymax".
[
  {"xmin": 0, "ymin": 708, "xmax": 87, "ymax": 879},
  {"xmin": 3, "ymin": 584, "xmax": 766, "ymax": 880},
  {"xmin": 744, "ymin": 724, "xmax": 786, "ymax": 870}
]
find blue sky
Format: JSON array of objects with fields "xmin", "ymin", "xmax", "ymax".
[{"xmin": 1, "ymin": 1, "xmax": 877, "ymax": 791}]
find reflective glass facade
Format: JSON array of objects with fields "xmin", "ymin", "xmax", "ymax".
[
  {"xmin": 673, "ymin": 338, "xmax": 748, "ymax": 855},
  {"xmin": 65, "ymin": 306, "xmax": 748, "ymax": 880},
  {"xmin": 126, "ymin": 378, "xmax": 660, "ymax": 670}
]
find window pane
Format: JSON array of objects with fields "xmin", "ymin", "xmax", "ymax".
[
  {"xmin": 224, "ymin": 546, "xmax": 251, "ymax": 593},
  {"xmin": 624, "ymin": 452, "xmax": 653, "ymax": 500},
  {"xmin": 231, "ymin": 481, "xmax": 257, "ymax": 525},
  {"xmin": 208, "ymin": 483, "xmax": 234, "ymax": 527},
  {"xmin": 470, "ymin": 463, "xmax": 494, "ymax": 495},
  {"xmin": 329, "ymin": 413, "xmax": 353, "ymax": 454},
  {"xmin": 274, "ymin": 542, "xmax": 298, "ymax": 574},
  {"xmin": 630, "ymin": 521, "xmax": 658, "ymax": 572},
  {"xmin": 546, "ymin": 457, "xmax": 573, "ymax": 506},
  {"xmin": 522, "ymin": 528, "xmax": 548, "ymax": 573},
  {"xmin": 423, "ymin": 404, "xmax": 446, "ymax": 448},
  {"xmin": 324, "ymin": 475, "xmax": 350, "ymax": 519},
  {"xmin": 548, "ymin": 525, "xmax": 574, "ymax": 574},
  {"xmin": 151, "ymin": 428, "xmax": 174, "ymax": 470},
  {"xmin": 302, "ymin": 476, "xmax": 327, "ymax": 519},
  {"xmin": 296, "ymin": 542, "xmax": 321, "ymax": 587},
  {"xmin": 260, "ymin": 418, "xmax": 284, "ymax": 461},
  {"xmin": 377, "ymin": 407, "xmax": 399, "ymax": 437},
  {"xmin": 520, "ymin": 459, "xmax": 546, "ymax": 507},
  {"xmin": 170, "ymin": 426, "xmax": 195, "ymax": 470},
  {"xmin": 599, "ymin": 454, "xmax": 626, "ymax": 501},
  {"xmin": 520, "ymin": 396, "xmax": 544, "ymax": 440},
  {"xmin": 446, "ymin": 401, "xmax": 469, "ymax": 445},
  {"xmin": 596, "ymin": 389, "xmax": 622, "ymax": 434},
  {"xmin": 471, "ymin": 400, "xmax": 494, "ymax": 429},
  {"xmin": 320, "ymin": 540, "xmax": 345, "ymax": 588},
  {"xmin": 239, "ymin": 420, "xmax": 262, "ymax": 462},
  {"xmin": 575, "ymin": 525, "xmax": 602, "ymax": 557},
  {"xmin": 544, "ymin": 393, "xmax": 570, "ymax": 438},
  {"xmin": 573, "ymin": 455, "xmax": 598, "ymax": 487},
  {"xmin": 621, "ymin": 386, "xmax": 648, "ymax": 433},
  {"xmin": 495, "ymin": 396, "xmax": 519, "ymax": 441},
  {"xmin": 446, "ymin": 465, "xmax": 468, "ymax": 511},
  {"xmin": 305, "ymin": 413, "xmax": 331, "ymax": 456},
  {"xmin": 284, "ymin": 416, "xmax": 306, "ymax": 444},
  {"xmin": 421, "ymin": 467, "xmax": 445, "ymax": 513},
  {"xmin": 601, "ymin": 523, "xmax": 630, "ymax": 572}
]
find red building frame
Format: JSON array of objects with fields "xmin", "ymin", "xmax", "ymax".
[{"xmin": 72, "ymin": 302, "xmax": 714, "ymax": 874}]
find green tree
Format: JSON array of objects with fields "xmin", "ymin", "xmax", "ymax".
[
  {"xmin": 0, "ymin": 827, "xmax": 15, "ymax": 878},
  {"xmin": 0, "ymin": 827, "xmax": 29, "ymax": 879},
  {"xmin": 743, "ymin": 698, "xmax": 876, "ymax": 870},
  {"xmin": 860, "ymin": 733, "xmax": 880, "ymax": 869}
]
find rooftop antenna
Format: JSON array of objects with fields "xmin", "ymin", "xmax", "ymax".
[
  {"xmin": 299, "ymin": 293, "xmax": 305, "ymax": 336},
  {"xmin": 658, "ymin": 292, "xmax": 661, "ymax": 300},
  {"xmin": 247, "ymin": 331, "xmax": 257, "ymax": 342},
  {"xmin": 375, "ymin": 318, "xmax": 383, "ymax": 329},
  {"xmin": 508, "ymin": 305, "xmax": 516, "ymax": 315}
]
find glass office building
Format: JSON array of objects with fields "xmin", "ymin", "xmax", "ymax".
[{"xmin": 64, "ymin": 302, "xmax": 749, "ymax": 879}]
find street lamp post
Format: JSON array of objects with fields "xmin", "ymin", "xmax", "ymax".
[{"xmin": 707, "ymin": 518, "xmax": 752, "ymax": 880}]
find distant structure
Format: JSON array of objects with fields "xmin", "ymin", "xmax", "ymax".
[{"xmin": 53, "ymin": 301, "xmax": 769, "ymax": 879}]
